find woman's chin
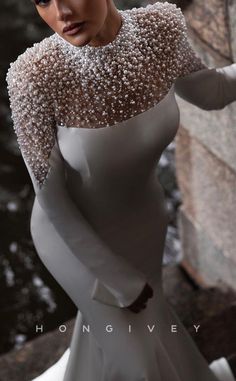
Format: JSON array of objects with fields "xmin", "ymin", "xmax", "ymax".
[{"xmin": 62, "ymin": 34, "xmax": 91, "ymax": 48}]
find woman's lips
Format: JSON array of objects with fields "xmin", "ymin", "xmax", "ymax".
[{"xmin": 63, "ymin": 22, "xmax": 85, "ymax": 36}]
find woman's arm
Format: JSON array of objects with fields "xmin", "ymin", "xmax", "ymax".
[
  {"xmin": 174, "ymin": 64, "xmax": 236, "ymax": 110},
  {"xmin": 6, "ymin": 52, "xmax": 148, "ymax": 309}
]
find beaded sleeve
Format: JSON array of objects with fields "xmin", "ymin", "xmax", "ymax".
[{"xmin": 6, "ymin": 47, "xmax": 57, "ymax": 188}]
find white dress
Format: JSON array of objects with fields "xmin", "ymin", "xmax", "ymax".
[{"xmin": 6, "ymin": 2, "xmax": 236, "ymax": 380}]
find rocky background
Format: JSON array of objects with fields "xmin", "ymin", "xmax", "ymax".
[{"xmin": 175, "ymin": 0, "xmax": 236, "ymax": 291}]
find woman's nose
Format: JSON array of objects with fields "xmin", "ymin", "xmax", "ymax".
[{"xmin": 54, "ymin": 0, "xmax": 73, "ymax": 22}]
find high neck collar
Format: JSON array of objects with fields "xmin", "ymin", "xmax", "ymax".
[{"xmin": 55, "ymin": 10, "xmax": 131, "ymax": 53}]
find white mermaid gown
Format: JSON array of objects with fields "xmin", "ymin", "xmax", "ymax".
[{"xmin": 6, "ymin": 2, "xmax": 236, "ymax": 380}]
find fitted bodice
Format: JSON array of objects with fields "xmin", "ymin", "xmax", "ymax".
[
  {"xmin": 55, "ymin": 85, "xmax": 179, "ymax": 285},
  {"xmin": 58, "ymin": 85, "xmax": 179, "ymax": 172},
  {"xmin": 57, "ymin": 85, "xmax": 179, "ymax": 211}
]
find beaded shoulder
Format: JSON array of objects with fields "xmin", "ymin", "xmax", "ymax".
[
  {"xmin": 146, "ymin": 1, "xmax": 206, "ymax": 74},
  {"xmin": 6, "ymin": 35, "xmax": 61, "ymax": 189},
  {"xmin": 5, "ymin": 1, "xmax": 206, "ymax": 190},
  {"xmin": 6, "ymin": 34, "xmax": 61, "ymax": 90},
  {"xmin": 133, "ymin": 1, "xmax": 206, "ymax": 76}
]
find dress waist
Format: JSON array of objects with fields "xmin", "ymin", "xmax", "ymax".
[{"xmin": 65, "ymin": 171, "xmax": 170, "ymax": 280}]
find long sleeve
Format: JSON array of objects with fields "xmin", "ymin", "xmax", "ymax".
[
  {"xmin": 165, "ymin": 2, "xmax": 236, "ymax": 110},
  {"xmin": 174, "ymin": 64, "xmax": 236, "ymax": 110},
  {"xmin": 6, "ymin": 52, "xmax": 148, "ymax": 309}
]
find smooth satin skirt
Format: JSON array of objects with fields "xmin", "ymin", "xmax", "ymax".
[
  {"xmin": 29, "ymin": 200, "xmax": 235, "ymax": 381},
  {"xmin": 31, "ymin": 283, "xmax": 235, "ymax": 381}
]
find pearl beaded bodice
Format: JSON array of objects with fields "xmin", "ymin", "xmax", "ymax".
[{"xmin": 6, "ymin": 1, "xmax": 206, "ymax": 187}]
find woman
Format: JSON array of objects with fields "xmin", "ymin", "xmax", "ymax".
[{"xmin": 6, "ymin": 0, "xmax": 236, "ymax": 380}]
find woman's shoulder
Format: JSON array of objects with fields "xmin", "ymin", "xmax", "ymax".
[
  {"xmin": 6, "ymin": 34, "xmax": 61, "ymax": 90},
  {"xmin": 130, "ymin": 1, "xmax": 186, "ymax": 37},
  {"xmin": 133, "ymin": 0, "xmax": 184, "ymax": 19}
]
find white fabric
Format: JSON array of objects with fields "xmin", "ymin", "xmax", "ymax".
[
  {"xmin": 32, "ymin": 349, "xmax": 70, "ymax": 381},
  {"xmin": 32, "ymin": 353, "xmax": 236, "ymax": 381},
  {"xmin": 209, "ymin": 358, "xmax": 236, "ymax": 381}
]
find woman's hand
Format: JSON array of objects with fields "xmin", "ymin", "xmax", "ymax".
[{"xmin": 126, "ymin": 283, "xmax": 154, "ymax": 313}]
